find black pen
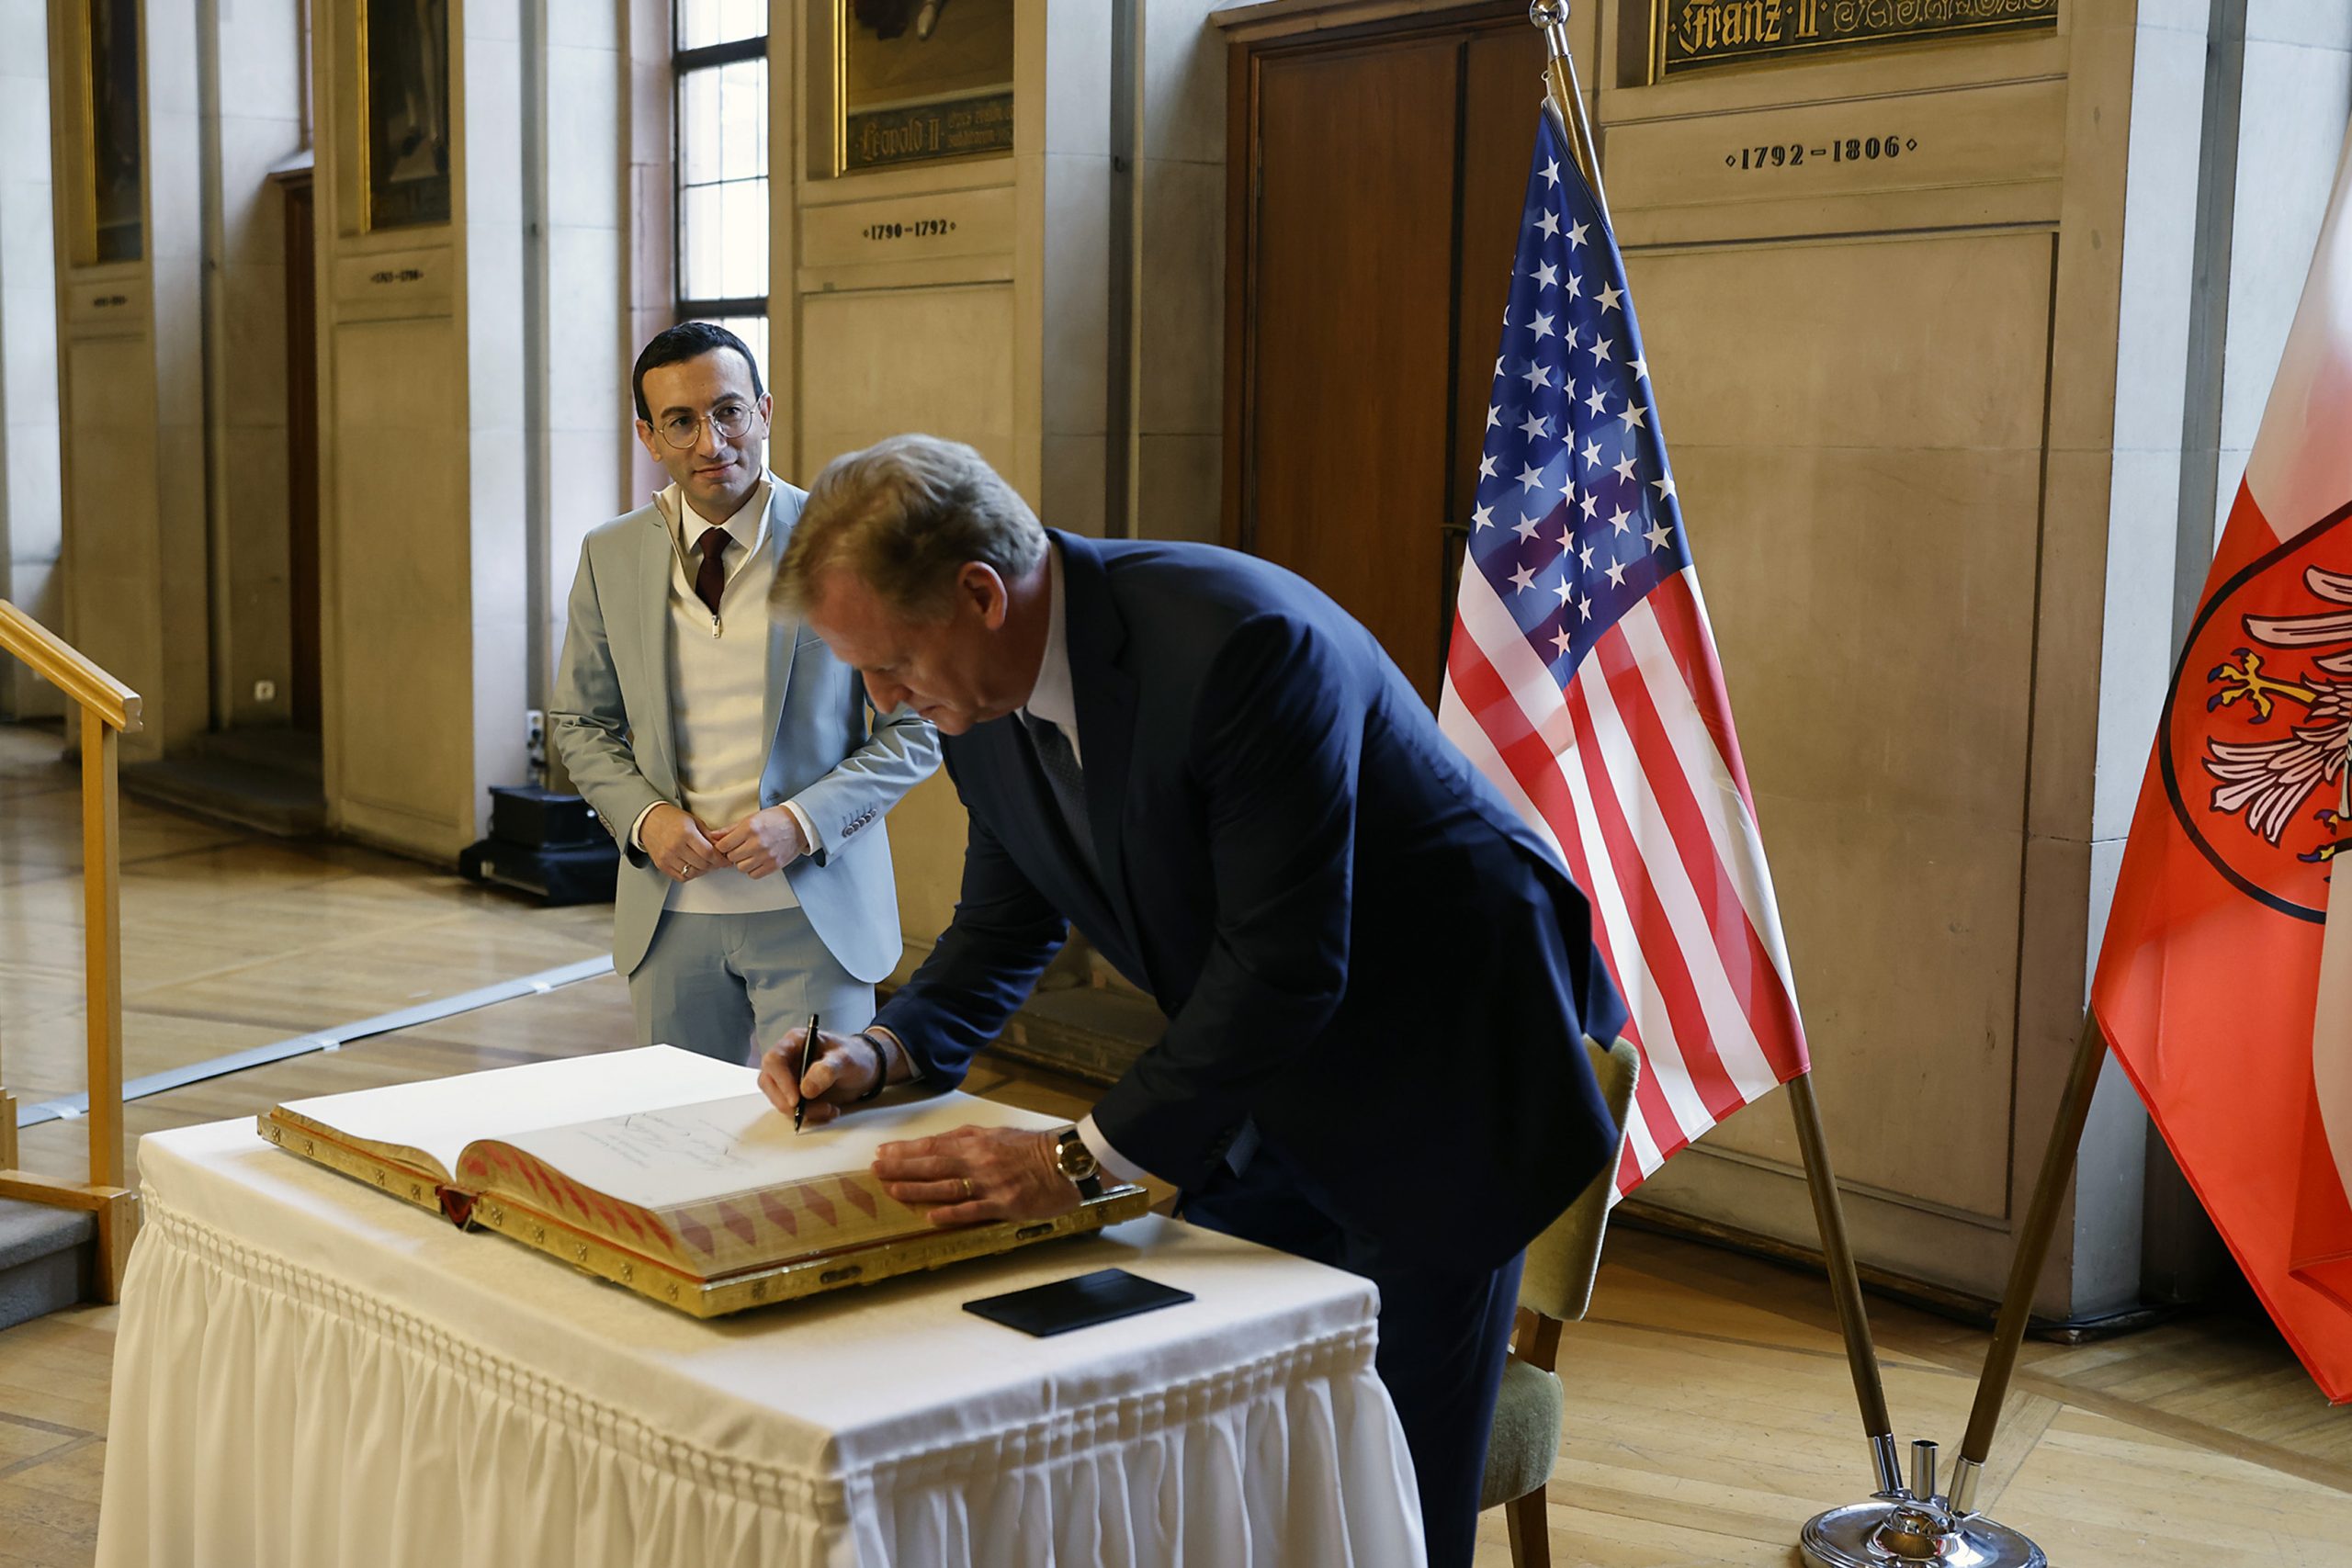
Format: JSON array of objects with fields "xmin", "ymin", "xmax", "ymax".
[{"xmin": 793, "ymin": 1012, "xmax": 820, "ymax": 1134}]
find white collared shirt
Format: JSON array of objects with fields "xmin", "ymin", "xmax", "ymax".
[
  {"xmin": 1019, "ymin": 536, "xmax": 1082, "ymax": 765},
  {"xmin": 627, "ymin": 474, "xmax": 816, "ymax": 910}
]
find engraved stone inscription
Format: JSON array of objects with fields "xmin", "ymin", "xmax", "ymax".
[
  {"xmin": 1724, "ymin": 133, "xmax": 1920, "ymax": 171},
  {"xmin": 1657, "ymin": 0, "xmax": 2057, "ymax": 79},
  {"xmin": 860, "ymin": 219, "xmax": 960, "ymax": 243}
]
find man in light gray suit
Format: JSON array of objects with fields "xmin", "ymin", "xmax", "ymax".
[{"xmin": 552, "ymin": 322, "xmax": 939, "ymax": 1061}]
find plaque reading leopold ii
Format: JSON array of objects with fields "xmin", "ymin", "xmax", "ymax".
[
  {"xmin": 1655, "ymin": 0, "xmax": 2058, "ymax": 80},
  {"xmin": 838, "ymin": 0, "xmax": 1014, "ymax": 175}
]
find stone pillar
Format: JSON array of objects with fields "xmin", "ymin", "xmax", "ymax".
[
  {"xmin": 0, "ymin": 0, "xmax": 63, "ymax": 719},
  {"xmin": 1135, "ymin": 0, "xmax": 1226, "ymax": 546},
  {"xmin": 45, "ymin": 0, "xmax": 209, "ymax": 757},
  {"xmin": 542, "ymin": 0, "xmax": 629, "ymax": 742},
  {"xmin": 308, "ymin": 0, "xmax": 628, "ymax": 860},
  {"xmin": 206, "ymin": 0, "xmax": 308, "ymax": 729}
]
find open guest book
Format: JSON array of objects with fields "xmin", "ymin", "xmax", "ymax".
[{"xmin": 256, "ymin": 1045, "xmax": 1150, "ymax": 1317}]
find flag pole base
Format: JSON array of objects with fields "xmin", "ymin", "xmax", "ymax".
[
  {"xmin": 1799, "ymin": 1501, "xmax": 2045, "ymax": 1568},
  {"xmin": 1801, "ymin": 1443, "xmax": 2045, "ymax": 1567}
]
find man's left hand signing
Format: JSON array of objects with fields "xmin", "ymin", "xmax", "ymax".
[
  {"xmin": 711, "ymin": 806, "xmax": 807, "ymax": 878},
  {"xmin": 874, "ymin": 1125, "xmax": 1080, "ymax": 1228}
]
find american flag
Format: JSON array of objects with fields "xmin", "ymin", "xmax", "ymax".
[{"xmin": 1438, "ymin": 111, "xmax": 1811, "ymax": 1196}]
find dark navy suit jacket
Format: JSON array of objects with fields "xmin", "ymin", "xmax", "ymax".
[{"xmin": 876, "ymin": 533, "xmax": 1627, "ymax": 1269}]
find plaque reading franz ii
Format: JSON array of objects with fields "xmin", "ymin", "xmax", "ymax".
[{"xmin": 1653, "ymin": 0, "xmax": 2059, "ymax": 80}]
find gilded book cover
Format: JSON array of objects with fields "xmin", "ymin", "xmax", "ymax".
[{"xmin": 258, "ymin": 1046, "xmax": 1148, "ymax": 1317}]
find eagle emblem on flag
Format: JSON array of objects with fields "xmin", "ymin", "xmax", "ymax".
[
  {"xmin": 2165, "ymin": 504, "xmax": 2352, "ymax": 920},
  {"xmin": 2208, "ymin": 567, "xmax": 2352, "ymax": 854}
]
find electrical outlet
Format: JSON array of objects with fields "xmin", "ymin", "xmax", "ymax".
[
  {"xmin": 525, "ymin": 708, "xmax": 547, "ymax": 768},
  {"xmin": 254, "ymin": 679, "xmax": 277, "ymax": 703}
]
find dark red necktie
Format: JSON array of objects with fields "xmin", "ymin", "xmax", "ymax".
[{"xmin": 695, "ymin": 528, "xmax": 728, "ymax": 615}]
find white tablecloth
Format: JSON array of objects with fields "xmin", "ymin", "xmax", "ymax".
[{"xmin": 96, "ymin": 1117, "xmax": 1423, "ymax": 1568}]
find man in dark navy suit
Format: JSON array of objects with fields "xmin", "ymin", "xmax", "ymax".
[{"xmin": 759, "ymin": 434, "xmax": 1625, "ymax": 1567}]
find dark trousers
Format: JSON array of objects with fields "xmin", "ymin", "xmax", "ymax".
[{"xmin": 1182, "ymin": 1145, "xmax": 1524, "ymax": 1568}]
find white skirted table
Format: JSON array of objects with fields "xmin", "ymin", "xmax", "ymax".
[{"xmin": 96, "ymin": 1116, "xmax": 1424, "ymax": 1568}]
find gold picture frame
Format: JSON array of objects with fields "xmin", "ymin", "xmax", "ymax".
[
  {"xmin": 823, "ymin": 0, "xmax": 1016, "ymax": 177},
  {"xmin": 82, "ymin": 0, "xmax": 143, "ymax": 265},
  {"xmin": 357, "ymin": 0, "xmax": 453, "ymax": 230}
]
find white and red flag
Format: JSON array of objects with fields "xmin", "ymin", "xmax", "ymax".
[
  {"xmin": 1438, "ymin": 111, "xmax": 1809, "ymax": 1196},
  {"xmin": 2093, "ymin": 118, "xmax": 2352, "ymax": 1400}
]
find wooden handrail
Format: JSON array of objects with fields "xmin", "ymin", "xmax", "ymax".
[
  {"xmin": 0, "ymin": 600, "xmax": 141, "ymax": 1299},
  {"xmin": 0, "ymin": 600, "xmax": 141, "ymax": 733}
]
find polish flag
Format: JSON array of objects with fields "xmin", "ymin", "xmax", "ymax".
[{"xmin": 2091, "ymin": 118, "xmax": 2352, "ymax": 1400}]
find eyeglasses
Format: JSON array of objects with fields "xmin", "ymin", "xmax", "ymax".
[{"xmin": 654, "ymin": 401, "xmax": 756, "ymax": 450}]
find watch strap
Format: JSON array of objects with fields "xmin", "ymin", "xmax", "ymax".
[
  {"xmin": 1057, "ymin": 1129, "xmax": 1104, "ymax": 1201},
  {"xmin": 853, "ymin": 1032, "xmax": 890, "ymax": 1102}
]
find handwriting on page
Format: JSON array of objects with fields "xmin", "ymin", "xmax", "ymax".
[{"xmin": 565, "ymin": 1106, "xmax": 781, "ymax": 1175}]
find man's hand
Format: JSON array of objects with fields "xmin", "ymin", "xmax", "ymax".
[
  {"xmin": 758, "ymin": 1027, "xmax": 886, "ymax": 1128},
  {"xmin": 873, "ymin": 1126, "xmax": 1080, "ymax": 1228},
  {"xmin": 711, "ymin": 806, "xmax": 808, "ymax": 879},
  {"xmin": 641, "ymin": 804, "xmax": 725, "ymax": 883}
]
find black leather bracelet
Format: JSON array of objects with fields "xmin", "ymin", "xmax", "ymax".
[{"xmin": 853, "ymin": 1031, "xmax": 891, "ymax": 1102}]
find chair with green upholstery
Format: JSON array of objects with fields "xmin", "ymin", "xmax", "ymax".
[{"xmin": 1478, "ymin": 1036, "xmax": 1642, "ymax": 1568}]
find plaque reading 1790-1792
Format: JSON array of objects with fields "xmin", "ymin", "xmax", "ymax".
[{"xmin": 1654, "ymin": 0, "xmax": 2059, "ymax": 81}]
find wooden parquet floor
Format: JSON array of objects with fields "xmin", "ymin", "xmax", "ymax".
[{"xmin": 0, "ymin": 722, "xmax": 2346, "ymax": 1565}]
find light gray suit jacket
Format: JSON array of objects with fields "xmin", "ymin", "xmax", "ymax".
[{"xmin": 549, "ymin": 480, "xmax": 940, "ymax": 982}]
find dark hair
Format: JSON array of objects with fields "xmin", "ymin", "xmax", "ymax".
[{"xmin": 631, "ymin": 321, "xmax": 765, "ymax": 422}]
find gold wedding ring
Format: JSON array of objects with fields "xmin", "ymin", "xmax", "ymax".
[{"xmin": 961, "ymin": 1178, "xmax": 974, "ymax": 1200}]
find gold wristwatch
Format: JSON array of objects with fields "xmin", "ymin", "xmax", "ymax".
[{"xmin": 1056, "ymin": 1128, "xmax": 1104, "ymax": 1200}]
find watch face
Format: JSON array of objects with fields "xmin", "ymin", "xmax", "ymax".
[{"xmin": 1058, "ymin": 1134, "xmax": 1099, "ymax": 1179}]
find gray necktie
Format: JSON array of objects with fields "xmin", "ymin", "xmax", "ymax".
[{"xmin": 1020, "ymin": 711, "xmax": 1099, "ymax": 884}]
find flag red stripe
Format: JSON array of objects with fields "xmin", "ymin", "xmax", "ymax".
[
  {"xmin": 1450, "ymin": 611, "xmax": 1721, "ymax": 1156},
  {"xmin": 1615, "ymin": 1137, "xmax": 1644, "ymax": 1192},
  {"xmin": 1446, "ymin": 625, "xmax": 1636, "ymax": 1024},
  {"xmin": 1614, "ymin": 1011, "xmax": 1699, "ymax": 1183},
  {"xmin": 1563, "ymin": 671, "xmax": 1747, "ymax": 1123},
  {"xmin": 1444, "ymin": 624, "xmax": 1587, "ymax": 860},
  {"xmin": 1592, "ymin": 631, "xmax": 1808, "ymax": 1081},
  {"xmin": 1645, "ymin": 571, "xmax": 1760, "ymax": 807}
]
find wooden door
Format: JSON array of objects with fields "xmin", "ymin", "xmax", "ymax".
[{"xmin": 1225, "ymin": 9, "xmax": 1544, "ymax": 705}]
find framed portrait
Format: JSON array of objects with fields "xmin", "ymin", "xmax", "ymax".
[
  {"xmin": 361, "ymin": 0, "xmax": 453, "ymax": 230},
  {"xmin": 86, "ymin": 0, "xmax": 142, "ymax": 264},
  {"xmin": 831, "ymin": 0, "xmax": 1014, "ymax": 175}
]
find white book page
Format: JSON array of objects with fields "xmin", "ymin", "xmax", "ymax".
[
  {"xmin": 272, "ymin": 1046, "xmax": 756, "ymax": 1179},
  {"xmin": 489, "ymin": 1090, "xmax": 1062, "ymax": 1210}
]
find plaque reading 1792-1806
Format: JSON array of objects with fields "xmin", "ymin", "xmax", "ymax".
[{"xmin": 1654, "ymin": 0, "xmax": 2058, "ymax": 81}]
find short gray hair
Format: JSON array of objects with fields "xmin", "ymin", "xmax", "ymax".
[{"xmin": 776, "ymin": 434, "xmax": 1046, "ymax": 618}]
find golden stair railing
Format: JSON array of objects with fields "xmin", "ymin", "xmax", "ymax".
[{"xmin": 0, "ymin": 599, "xmax": 141, "ymax": 1299}]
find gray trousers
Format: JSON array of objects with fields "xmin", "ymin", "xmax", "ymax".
[{"xmin": 628, "ymin": 906, "xmax": 875, "ymax": 1066}]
